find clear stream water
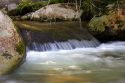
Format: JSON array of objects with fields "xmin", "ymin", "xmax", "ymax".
[{"xmin": 1, "ymin": 41, "xmax": 125, "ymax": 83}]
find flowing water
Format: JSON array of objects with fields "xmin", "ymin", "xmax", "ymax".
[
  {"xmin": 1, "ymin": 41, "xmax": 125, "ymax": 83},
  {"xmin": 27, "ymin": 39, "xmax": 99, "ymax": 51}
]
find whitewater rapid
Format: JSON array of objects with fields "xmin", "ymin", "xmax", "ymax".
[
  {"xmin": 1, "ymin": 41, "xmax": 125, "ymax": 83},
  {"xmin": 20, "ymin": 41, "xmax": 125, "ymax": 74}
]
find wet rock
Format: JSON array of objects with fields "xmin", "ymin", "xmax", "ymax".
[{"xmin": 0, "ymin": 11, "xmax": 25, "ymax": 75}]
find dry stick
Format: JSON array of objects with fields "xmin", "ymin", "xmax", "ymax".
[
  {"xmin": 75, "ymin": 0, "xmax": 78, "ymax": 10},
  {"xmin": 80, "ymin": 0, "xmax": 82, "ymax": 8},
  {"xmin": 116, "ymin": 0, "xmax": 120, "ymax": 17},
  {"xmin": 47, "ymin": 0, "xmax": 51, "ymax": 5},
  {"xmin": 78, "ymin": 0, "xmax": 82, "ymax": 29},
  {"xmin": 66, "ymin": 0, "xmax": 69, "ymax": 7}
]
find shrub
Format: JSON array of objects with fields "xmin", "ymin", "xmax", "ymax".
[
  {"xmin": 16, "ymin": 0, "xmax": 47, "ymax": 15},
  {"xmin": 82, "ymin": 0, "xmax": 96, "ymax": 15},
  {"xmin": 49, "ymin": 0, "xmax": 65, "ymax": 4}
]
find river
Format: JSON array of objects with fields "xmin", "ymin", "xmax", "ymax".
[{"xmin": 0, "ymin": 41, "xmax": 125, "ymax": 83}]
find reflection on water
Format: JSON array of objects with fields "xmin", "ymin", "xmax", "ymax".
[{"xmin": 1, "ymin": 42, "xmax": 125, "ymax": 83}]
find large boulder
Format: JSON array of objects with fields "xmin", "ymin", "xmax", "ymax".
[
  {"xmin": 88, "ymin": 8, "xmax": 125, "ymax": 42},
  {"xmin": 22, "ymin": 3, "xmax": 83, "ymax": 21},
  {"xmin": 0, "ymin": 11, "xmax": 25, "ymax": 75}
]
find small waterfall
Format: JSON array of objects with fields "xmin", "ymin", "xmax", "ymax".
[
  {"xmin": 17, "ymin": 21, "xmax": 100, "ymax": 52},
  {"xmin": 27, "ymin": 39, "xmax": 100, "ymax": 51}
]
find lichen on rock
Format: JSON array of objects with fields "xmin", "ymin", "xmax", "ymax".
[{"xmin": 0, "ymin": 11, "xmax": 25, "ymax": 75}]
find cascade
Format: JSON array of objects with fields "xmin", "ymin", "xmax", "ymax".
[
  {"xmin": 27, "ymin": 39, "xmax": 100, "ymax": 51},
  {"xmin": 18, "ymin": 21, "xmax": 100, "ymax": 52}
]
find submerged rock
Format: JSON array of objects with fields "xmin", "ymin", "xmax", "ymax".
[
  {"xmin": 0, "ymin": 11, "xmax": 25, "ymax": 75},
  {"xmin": 22, "ymin": 3, "xmax": 83, "ymax": 21}
]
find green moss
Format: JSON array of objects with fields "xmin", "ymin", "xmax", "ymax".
[
  {"xmin": 89, "ymin": 15, "xmax": 109, "ymax": 32},
  {"xmin": 16, "ymin": 41, "xmax": 25, "ymax": 55}
]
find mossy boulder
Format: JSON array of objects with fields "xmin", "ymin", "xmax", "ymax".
[
  {"xmin": 89, "ymin": 11, "xmax": 125, "ymax": 32},
  {"xmin": 0, "ymin": 11, "xmax": 25, "ymax": 75},
  {"xmin": 88, "ymin": 10, "xmax": 125, "ymax": 41},
  {"xmin": 89, "ymin": 15, "xmax": 109, "ymax": 32}
]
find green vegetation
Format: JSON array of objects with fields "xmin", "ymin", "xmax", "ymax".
[
  {"xmin": 89, "ymin": 11, "xmax": 125, "ymax": 32},
  {"xmin": 13, "ymin": 0, "xmax": 96, "ymax": 16},
  {"xmin": 8, "ymin": 0, "xmax": 125, "ymax": 33},
  {"xmin": 16, "ymin": 0, "xmax": 47, "ymax": 15},
  {"xmin": 82, "ymin": 0, "xmax": 97, "ymax": 18},
  {"xmin": 11, "ymin": 0, "xmax": 120, "ymax": 16},
  {"xmin": 15, "ymin": 0, "xmax": 67, "ymax": 15},
  {"xmin": 88, "ymin": 0, "xmax": 125, "ymax": 32},
  {"xmin": 48, "ymin": 0, "xmax": 65, "ymax": 4},
  {"xmin": 15, "ymin": 0, "xmax": 68, "ymax": 15}
]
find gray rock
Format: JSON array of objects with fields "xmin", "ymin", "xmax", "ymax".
[
  {"xmin": 0, "ymin": 0, "xmax": 20, "ymax": 8},
  {"xmin": 22, "ymin": 3, "xmax": 83, "ymax": 21},
  {"xmin": 0, "ymin": 11, "xmax": 25, "ymax": 75},
  {"xmin": 7, "ymin": 3, "xmax": 17, "ymax": 11}
]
